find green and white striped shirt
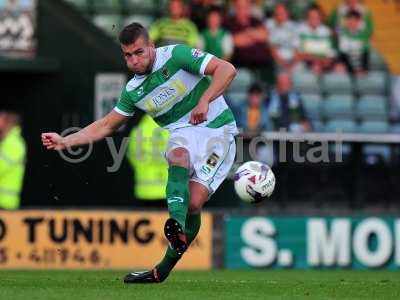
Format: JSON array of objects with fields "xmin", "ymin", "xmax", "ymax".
[{"xmin": 115, "ymin": 44, "xmax": 237, "ymax": 133}]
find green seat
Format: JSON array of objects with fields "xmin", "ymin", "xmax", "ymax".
[
  {"xmin": 65, "ymin": 0, "xmax": 89, "ymax": 11},
  {"xmin": 324, "ymin": 119, "xmax": 357, "ymax": 133},
  {"xmin": 229, "ymin": 68, "xmax": 254, "ymax": 93},
  {"xmin": 358, "ymin": 120, "xmax": 389, "ymax": 133},
  {"xmin": 356, "ymin": 95, "xmax": 388, "ymax": 120},
  {"xmin": 369, "ymin": 48, "xmax": 387, "ymax": 71},
  {"xmin": 322, "ymin": 95, "xmax": 354, "ymax": 119},
  {"xmin": 124, "ymin": 0, "xmax": 158, "ymax": 13},
  {"xmin": 301, "ymin": 93, "xmax": 321, "ymax": 120},
  {"xmin": 124, "ymin": 15, "xmax": 155, "ymax": 29},
  {"xmin": 226, "ymin": 91, "xmax": 247, "ymax": 105},
  {"xmin": 293, "ymin": 71, "xmax": 320, "ymax": 94},
  {"xmin": 92, "ymin": 0, "xmax": 121, "ymax": 13},
  {"xmin": 321, "ymin": 72, "xmax": 353, "ymax": 95},
  {"xmin": 92, "ymin": 14, "xmax": 123, "ymax": 37},
  {"xmin": 356, "ymin": 71, "xmax": 387, "ymax": 96}
]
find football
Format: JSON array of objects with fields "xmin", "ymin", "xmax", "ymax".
[{"xmin": 234, "ymin": 161, "xmax": 276, "ymax": 203}]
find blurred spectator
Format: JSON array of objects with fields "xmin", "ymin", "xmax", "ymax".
[
  {"xmin": 127, "ymin": 115, "xmax": 169, "ymax": 206},
  {"xmin": 328, "ymin": 0, "xmax": 373, "ymax": 38},
  {"xmin": 268, "ymin": 73, "xmax": 311, "ymax": 132},
  {"xmin": 199, "ymin": 6, "xmax": 233, "ymax": 60},
  {"xmin": 265, "ymin": 3, "xmax": 300, "ymax": 73},
  {"xmin": 235, "ymin": 83, "xmax": 272, "ymax": 131},
  {"xmin": 0, "ymin": 105, "xmax": 26, "ymax": 210},
  {"xmin": 149, "ymin": 0, "xmax": 199, "ymax": 47},
  {"xmin": 189, "ymin": 0, "xmax": 219, "ymax": 31},
  {"xmin": 226, "ymin": 0, "xmax": 270, "ymax": 69},
  {"xmin": 297, "ymin": 5, "xmax": 336, "ymax": 75},
  {"xmin": 336, "ymin": 10, "xmax": 370, "ymax": 75}
]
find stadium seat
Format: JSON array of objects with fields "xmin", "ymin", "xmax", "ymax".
[
  {"xmin": 226, "ymin": 91, "xmax": 247, "ymax": 105},
  {"xmin": 124, "ymin": 15, "xmax": 154, "ymax": 29},
  {"xmin": 312, "ymin": 120, "xmax": 324, "ymax": 132},
  {"xmin": 356, "ymin": 95, "xmax": 388, "ymax": 120},
  {"xmin": 322, "ymin": 95, "xmax": 354, "ymax": 119},
  {"xmin": 229, "ymin": 68, "xmax": 254, "ymax": 93},
  {"xmin": 292, "ymin": 71, "xmax": 320, "ymax": 94},
  {"xmin": 301, "ymin": 93, "xmax": 321, "ymax": 120},
  {"xmin": 321, "ymin": 72, "xmax": 353, "ymax": 95},
  {"xmin": 358, "ymin": 120, "xmax": 389, "ymax": 133},
  {"xmin": 124, "ymin": 0, "xmax": 158, "ymax": 13},
  {"xmin": 390, "ymin": 123, "xmax": 400, "ymax": 134},
  {"xmin": 362, "ymin": 145, "xmax": 391, "ymax": 165},
  {"xmin": 92, "ymin": 14, "xmax": 123, "ymax": 37},
  {"xmin": 92, "ymin": 0, "xmax": 121, "ymax": 13},
  {"xmin": 369, "ymin": 48, "xmax": 387, "ymax": 71},
  {"xmin": 65, "ymin": 0, "xmax": 89, "ymax": 11},
  {"xmin": 355, "ymin": 71, "xmax": 387, "ymax": 96},
  {"xmin": 324, "ymin": 119, "xmax": 357, "ymax": 133}
]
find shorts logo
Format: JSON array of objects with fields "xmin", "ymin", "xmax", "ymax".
[
  {"xmin": 201, "ymin": 153, "xmax": 220, "ymax": 175},
  {"xmin": 191, "ymin": 48, "xmax": 205, "ymax": 59}
]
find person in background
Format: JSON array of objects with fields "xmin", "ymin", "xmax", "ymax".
[
  {"xmin": 226, "ymin": 0, "xmax": 270, "ymax": 69},
  {"xmin": 0, "ymin": 104, "xmax": 26, "ymax": 210},
  {"xmin": 235, "ymin": 83, "xmax": 271, "ymax": 132},
  {"xmin": 127, "ymin": 115, "xmax": 169, "ymax": 207},
  {"xmin": 336, "ymin": 10, "xmax": 370, "ymax": 75},
  {"xmin": 265, "ymin": 3, "xmax": 300, "ymax": 73},
  {"xmin": 297, "ymin": 5, "xmax": 336, "ymax": 75},
  {"xmin": 200, "ymin": 6, "xmax": 233, "ymax": 61},
  {"xmin": 268, "ymin": 72, "xmax": 311, "ymax": 132},
  {"xmin": 149, "ymin": 0, "xmax": 199, "ymax": 47},
  {"xmin": 189, "ymin": 0, "xmax": 219, "ymax": 31},
  {"xmin": 328, "ymin": 0, "xmax": 373, "ymax": 38}
]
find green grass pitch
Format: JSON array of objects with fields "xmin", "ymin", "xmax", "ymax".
[{"xmin": 1, "ymin": 270, "xmax": 399, "ymax": 300}]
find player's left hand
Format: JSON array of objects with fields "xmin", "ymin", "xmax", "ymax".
[{"xmin": 190, "ymin": 100, "xmax": 209, "ymax": 125}]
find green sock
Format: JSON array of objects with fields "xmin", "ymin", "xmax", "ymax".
[
  {"xmin": 156, "ymin": 213, "xmax": 202, "ymax": 281},
  {"xmin": 166, "ymin": 166, "xmax": 189, "ymax": 231}
]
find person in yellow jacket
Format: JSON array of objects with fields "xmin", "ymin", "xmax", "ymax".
[
  {"xmin": 0, "ymin": 108, "xmax": 26, "ymax": 210},
  {"xmin": 127, "ymin": 115, "xmax": 169, "ymax": 204}
]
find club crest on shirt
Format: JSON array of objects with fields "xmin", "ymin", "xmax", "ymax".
[
  {"xmin": 136, "ymin": 86, "xmax": 144, "ymax": 97},
  {"xmin": 191, "ymin": 48, "xmax": 205, "ymax": 59},
  {"xmin": 161, "ymin": 67, "xmax": 170, "ymax": 79}
]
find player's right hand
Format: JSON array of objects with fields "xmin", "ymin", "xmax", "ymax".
[{"xmin": 41, "ymin": 133, "xmax": 66, "ymax": 151}]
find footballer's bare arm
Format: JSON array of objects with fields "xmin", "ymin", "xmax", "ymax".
[{"xmin": 42, "ymin": 110, "xmax": 129, "ymax": 150}]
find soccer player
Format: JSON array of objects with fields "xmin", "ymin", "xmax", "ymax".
[{"xmin": 41, "ymin": 23, "xmax": 238, "ymax": 283}]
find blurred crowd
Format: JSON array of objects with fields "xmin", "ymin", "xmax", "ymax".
[{"xmin": 148, "ymin": 0, "xmax": 375, "ymax": 133}]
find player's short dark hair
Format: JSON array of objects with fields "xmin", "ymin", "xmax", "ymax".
[
  {"xmin": 346, "ymin": 10, "xmax": 362, "ymax": 19},
  {"xmin": 119, "ymin": 22, "xmax": 149, "ymax": 45},
  {"xmin": 248, "ymin": 83, "xmax": 263, "ymax": 94}
]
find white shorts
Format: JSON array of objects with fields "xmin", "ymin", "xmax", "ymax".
[{"xmin": 166, "ymin": 125, "xmax": 236, "ymax": 195}]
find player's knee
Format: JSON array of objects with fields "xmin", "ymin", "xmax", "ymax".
[
  {"xmin": 189, "ymin": 195, "xmax": 204, "ymax": 213},
  {"xmin": 167, "ymin": 147, "xmax": 190, "ymax": 169},
  {"xmin": 189, "ymin": 201, "xmax": 202, "ymax": 214}
]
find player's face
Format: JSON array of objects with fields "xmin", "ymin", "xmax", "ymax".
[{"xmin": 121, "ymin": 36, "xmax": 155, "ymax": 75}]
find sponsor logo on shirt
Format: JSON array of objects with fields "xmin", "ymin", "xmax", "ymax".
[{"xmin": 143, "ymin": 80, "xmax": 187, "ymax": 114}]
